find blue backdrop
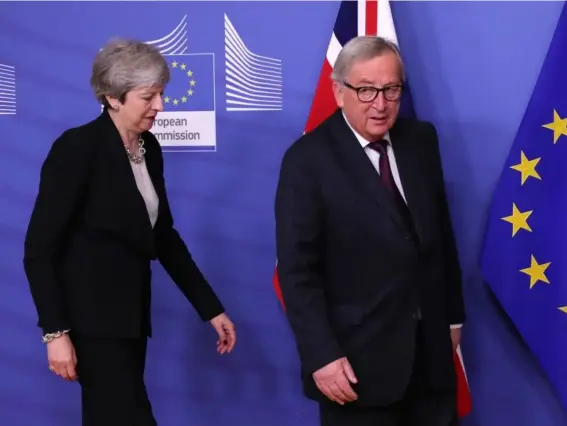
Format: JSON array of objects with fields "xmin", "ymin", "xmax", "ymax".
[{"xmin": 0, "ymin": 2, "xmax": 566, "ymax": 425}]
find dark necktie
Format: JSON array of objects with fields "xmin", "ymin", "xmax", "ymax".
[{"xmin": 368, "ymin": 140, "xmax": 414, "ymax": 230}]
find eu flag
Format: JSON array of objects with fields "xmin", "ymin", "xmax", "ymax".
[
  {"xmin": 162, "ymin": 54, "xmax": 214, "ymax": 112},
  {"xmin": 480, "ymin": 3, "xmax": 567, "ymax": 411}
]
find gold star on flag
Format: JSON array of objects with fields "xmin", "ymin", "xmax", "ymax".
[
  {"xmin": 164, "ymin": 96, "xmax": 170, "ymax": 103},
  {"xmin": 187, "ymin": 70, "xmax": 193, "ymax": 77},
  {"xmin": 501, "ymin": 203, "xmax": 533, "ymax": 237},
  {"xmin": 187, "ymin": 89, "xmax": 193, "ymax": 96},
  {"xmin": 180, "ymin": 64, "xmax": 187, "ymax": 70},
  {"xmin": 542, "ymin": 109, "xmax": 567, "ymax": 143},
  {"xmin": 171, "ymin": 61, "xmax": 178, "ymax": 68},
  {"xmin": 520, "ymin": 255, "xmax": 551, "ymax": 289},
  {"xmin": 173, "ymin": 99, "xmax": 179, "ymax": 105},
  {"xmin": 510, "ymin": 151, "xmax": 541, "ymax": 185},
  {"xmin": 190, "ymin": 79, "xmax": 196, "ymax": 87}
]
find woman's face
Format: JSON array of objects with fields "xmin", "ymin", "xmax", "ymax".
[{"xmin": 109, "ymin": 85, "xmax": 164, "ymax": 134}]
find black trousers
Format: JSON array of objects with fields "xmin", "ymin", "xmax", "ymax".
[
  {"xmin": 72, "ymin": 334, "xmax": 157, "ymax": 426},
  {"xmin": 319, "ymin": 327, "xmax": 459, "ymax": 426}
]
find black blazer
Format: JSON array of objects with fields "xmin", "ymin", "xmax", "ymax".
[
  {"xmin": 23, "ymin": 110, "xmax": 224, "ymax": 338},
  {"xmin": 275, "ymin": 109, "xmax": 465, "ymax": 407}
]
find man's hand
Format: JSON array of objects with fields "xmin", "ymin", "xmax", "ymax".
[
  {"xmin": 209, "ymin": 313, "xmax": 236, "ymax": 354},
  {"xmin": 313, "ymin": 357, "xmax": 358, "ymax": 405},
  {"xmin": 450, "ymin": 327, "xmax": 462, "ymax": 351}
]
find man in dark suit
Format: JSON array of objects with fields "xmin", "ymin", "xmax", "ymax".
[{"xmin": 275, "ymin": 36, "xmax": 465, "ymax": 426}]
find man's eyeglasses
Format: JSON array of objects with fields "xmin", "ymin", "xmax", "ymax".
[{"xmin": 343, "ymin": 81, "xmax": 403, "ymax": 103}]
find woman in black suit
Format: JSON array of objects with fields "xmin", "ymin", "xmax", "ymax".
[{"xmin": 23, "ymin": 38, "xmax": 236, "ymax": 426}]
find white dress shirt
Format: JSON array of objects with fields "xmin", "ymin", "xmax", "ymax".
[
  {"xmin": 129, "ymin": 160, "xmax": 159, "ymax": 228},
  {"xmin": 343, "ymin": 113, "xmax": 462, "ymax": 330}
]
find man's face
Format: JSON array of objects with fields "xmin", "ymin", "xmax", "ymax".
[{"xmin": 333, "ymin": 51, "xmax": 402, "ymax": 141}]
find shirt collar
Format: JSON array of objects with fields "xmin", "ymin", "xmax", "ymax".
[{"xmin": 342, "ymin": 110, "xmax": 391, "ymax": 149}]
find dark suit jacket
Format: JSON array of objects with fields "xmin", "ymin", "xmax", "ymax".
[
  {"xmin": 275, "ymin": 109, "xmax": 465, "ymax": 407},
  {"xmin": 23, "ymin": 109, "xmax": 224, "ymax": 338}
]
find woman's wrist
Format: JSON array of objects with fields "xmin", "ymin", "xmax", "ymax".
[{"xmin": 41, "ymin": 329, "xmax": 70, "ymax": 344}]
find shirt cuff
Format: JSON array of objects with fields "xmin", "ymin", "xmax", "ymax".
[{"xmin": 450, "ymin": 323, "xmax": 463, "ymax": 329}]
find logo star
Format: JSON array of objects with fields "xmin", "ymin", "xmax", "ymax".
[
  {"xmin": 542, "ymin": 109, "xmax": 567, "ymax": 143},
  {"xmin": 501, "ymin": 203, "xmax": 533, "ymax": 237},
  {"xmin": 520, "ymin": 255, "xmax": 551, "ymax": 289},
  {"xmin": 510, "ymin": 151, "xmax": 541, "ymax": 185}
]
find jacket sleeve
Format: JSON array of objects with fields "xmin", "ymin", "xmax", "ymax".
[
  {"xmin": 426, "ymin": 122, "xmax": 466, "ymax": 326},
  {"xmin": 152, "ymin": 138, "xmax": 225, "ymax": 321},
  {"xmin": 275, "ymin": 144, "xmax": 344, "ymax": 374},
  {"xmin": 23, "ymin": 130, "xmax": 92, "ymax": 335}
]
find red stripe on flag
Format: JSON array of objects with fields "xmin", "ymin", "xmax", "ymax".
[
  {"xmin": 454, "ymin": 349, "xmax": 473, "ymax": 417},
  {"xmin": 366, "ymin": 0, "xmax": 378, "ymax": 35},
  {"xmin": 304, "ymin": 60, "xmax": 336, "ymax": 133},
  {"xmin": 272, "ymin": 266, "xmax": 285, "ymax": 312}
]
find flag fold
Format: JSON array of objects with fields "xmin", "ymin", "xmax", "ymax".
[{"xmin": 480, "ymin": 2, "xmax": 567, "ymax": 413}]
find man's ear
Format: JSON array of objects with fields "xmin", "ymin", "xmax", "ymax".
[{"xmin": 332, "ymin": 81, "xmax": 345, "ymax": 108}]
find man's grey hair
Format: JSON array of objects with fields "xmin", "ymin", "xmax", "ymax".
[
  {"xmin": 331, "ymin": 36, "xmax": 406, "ymax": 83},
  {"xmin": 91, "ymin": 38, "xmax": 170, "ymax": 107}
]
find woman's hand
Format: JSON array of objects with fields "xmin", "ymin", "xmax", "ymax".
[
  {"xmin": 47, "ymin": 334, "xmax": 78, "ymax": 381},
  {"xmin": 209, "ymin": 313, "xmax": 236, "ymax": 354}
]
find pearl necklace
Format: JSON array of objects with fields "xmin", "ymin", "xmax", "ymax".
[{"xmin": 125, "ymin": 136, "xmax": 146, "ymax": 164}]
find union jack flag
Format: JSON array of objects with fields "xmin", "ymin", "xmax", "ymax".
[{"xmin": 272, "ymin": 0, "xmax": 472, "ymax": 418}]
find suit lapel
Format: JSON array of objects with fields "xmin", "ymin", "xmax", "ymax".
[
  {"xmin": 389, "ymin": 120, "xmax": 427, "ymax": 243},
  {"xmin": 141, "ymin": 133, "xmax": 165, "ymax": 224},
  {"xmin": 96, "ymin": 111, "xmax": 154, "ymax": 242},
  {"xmin": 327, "ymin": 110, "xmax": 408, "ymax": 232}
]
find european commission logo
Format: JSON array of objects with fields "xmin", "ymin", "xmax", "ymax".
[
  {"xmin": 144, "ymin": 15, "xmax": 216, "ymax": 151},
  {"xmin": 0, "ymin": 64, "xmax": 16, "ymax": 115},
  {"xmin": 224, "ymin": 14, "xmax": 283, "ymax": 112}
]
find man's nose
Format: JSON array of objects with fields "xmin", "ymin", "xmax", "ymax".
[{"xmin": 371, "ymin": 92, "xmax": 387, "ymax": 111}]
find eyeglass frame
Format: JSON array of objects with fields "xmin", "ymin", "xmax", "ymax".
[{"xmin": 342, "ymin": 81, "xmax": 404, "ymax": 103}]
